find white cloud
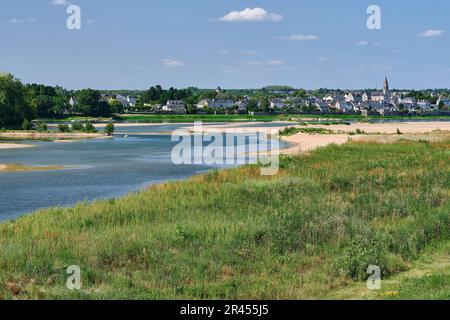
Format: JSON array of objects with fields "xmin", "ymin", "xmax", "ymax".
[
  {"xmin": 418, "ymin": 29, "xmax": 444, "ymax": 38},
  {"xmin": 219, "ymin": 8, "xmax": 282, "ymax": 23},
  {"xmin": 243, "ymin": 60, "xmax": 285, "ymax": 67},
  {"xmin": 4, "ymin": 18, "xmax": 37, "ymax": 24},
  {"xmin": 282, "ymin": 34, "xmax": 320, "ymax": 41},
  {"xmin": 355, "ymin": 41, "xmax": 369, "ymax": 46},
  {"xmin": 267, "ymin": 60, "xmax": 284, "ymax": 66},
  {"xmin": 394, "ymin": 49, "xmax": 405, "ymax": 54},
  {"xmin": 52, "ymin": 0, "xmax": 69, "ymax": 5},
  {"xmin": 161, "ymin": 59, "xmax": 184, "ymax": 68}
]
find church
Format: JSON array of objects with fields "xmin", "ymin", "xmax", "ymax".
[{"xmin": 371, "ymin": 77, "xmax": 390, "ymax": 103}]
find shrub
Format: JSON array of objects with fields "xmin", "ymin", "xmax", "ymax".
[
  {"xmin": 84, "ymin": 123, "xmax": 98, "ymax": 133},
  {"xmin": 71, "ymin": 122, "xmax": 84, "ymax": 132},
  {"xmin": 336, "ymin": 234, "xmax": 389, "ymax": 280},
  {"xmin": 104, "ymin": 123, "xmax": 115, "ymax": 136},
  {"xmin": 37, "ymin": 123, "xmax": 48, "ymax": 132},
  {"xmin": 21, "ymin": 119, "xmax": 32, "ymax": 131},
  {"xmin": 58, "ymin": 124, "xmax": 70, "ymax": 133}
]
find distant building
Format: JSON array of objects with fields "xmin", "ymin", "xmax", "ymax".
[
  {"xmin": 116, "ymin": 95, "xmax": 137, "ymax": 107},
  {"xmin": 198, "ymin": 99, "xmax": 235, "ymax": 109},
  {"xmin": 162, "ymin": 100, "xmax": 186, "ymax": 114},
  {"xmin": 69, "ymin": 97, "xmax": 77, "ymax": 107},
  {"xmin": 398, "ymin": 96, "xmax": 416, "ymax": 104},
  {"xmin": 345, "ymin": 92, "xmax": 362, "ymax": 103},
  {"xmin": 362, "ymin": 92, "xmax": 370, "ymax": 102},
  {"xmin": 383, "ymin": 76, "xmax": 389, "ymax": 96},
  {"xmin": 270, "ymin": 98, "xmax": 285, "ymax": 109},
  {"xmin": 371, "ymin": 92, "xmax": 386, "ymax": 103}
]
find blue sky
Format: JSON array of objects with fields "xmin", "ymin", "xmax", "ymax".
[{"xmin": 1, "ymin": 0, "xmax": 449, "ymax": 90}]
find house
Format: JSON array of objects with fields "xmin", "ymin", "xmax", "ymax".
[
  {"xmin": 437, "ymin": 97, "xmax": 450, "ymax": 107},
  {"xmin": 345, "ymin": 92, "xmax": 363, "ymax": 103},
  {"xmin": 371, "ymin": 92, "xmax": 386, "ymax": 103},
  {"xmin": 270, "ymin": 98, "xmax": 285, "ymax": 109},
  {"xmin": 116, "ymin": 95, "xmax": 137, "ymax": 107},
  {"xmin": 195, "ymin": 99, "xmax": 209, "ymax": 109},
  {"xmin": 200, "ymin": 99, "xmax": 236, "ymax": 109},
  {"xmin": 162, "ymin": 100, "xmax": 186, "ymax": 114},
  {"xmin": 417, "ymin": 100, "xmax": 431, "ymax": 110},
  {"xmin": 236, "ymin": 99, "xmax": 249, "ymax": 111},
  {"xmin": 313, "ymin": 101, "xmax": 330, "ymax": 113},
  {"xmin": 323, "ymin": 95, "xmax": 335, "ymax": 103},
  {"xmin": 334, "ymin": 101, "xmax": 356, "ymax": 113},
  {"xmin": 362, "ymin": 92, "xmax": 370, "ymax": 102},
  {"xmin": 398, "ymin": 96, "xmax": 416, "ymax": 104},
  {"xmin": 69, "ymin": 97, "xmax": 77, "ymax": 107}
]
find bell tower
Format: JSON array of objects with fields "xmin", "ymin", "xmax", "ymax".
[{"xmin": 383, "ymin": 76, "xmax": 389, "ymax": 95}]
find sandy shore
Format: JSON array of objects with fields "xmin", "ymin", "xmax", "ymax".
[
  {"xmin": 306, "ymin": 121, "xmax": 450, "ymax": 134},
  {"xmin": 0, "ymin": 143, "xmax": 35, "ymax": 150},
  {"xmin": 182, "ymin": 121, "xmax": 450, "ymax": 156},
  {"xmin": 281, "ymin": 134, "xmax": 350, "ymax": 155}
]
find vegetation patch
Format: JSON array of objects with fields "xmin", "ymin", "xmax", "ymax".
[
  {"xmin": 279, "ymin": 127, "xmax": 334, "ymax": 136},
  {"xmin": 0, "ymin": 139, "xmax": 448, "ymax": 299}
]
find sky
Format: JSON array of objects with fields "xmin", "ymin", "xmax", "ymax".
[{"xmin": 0, "ymin": 0, "xmax": 449, "ymax": 90}]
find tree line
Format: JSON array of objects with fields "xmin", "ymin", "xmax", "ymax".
[{"xmin": 0, "ymin": 73, "xmax": 111, "ymax": 128}]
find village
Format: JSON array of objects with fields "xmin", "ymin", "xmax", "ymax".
[{"xmin": 96, "ymin": 77, "xmax": 450, "ymax": 117}]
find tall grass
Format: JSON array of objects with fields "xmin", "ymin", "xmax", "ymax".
[{"xmin": 0, "ymin": 139, "xmax": 448, "ymax": 299}]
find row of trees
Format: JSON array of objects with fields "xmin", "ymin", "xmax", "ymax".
[{"xmin": 0, "ymin": 73, "xmax": 111, "ymax": 128}]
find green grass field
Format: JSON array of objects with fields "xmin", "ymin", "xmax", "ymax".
[{"xmin": 0, "ymin": 138, "xmax": 448, "ymax": 299}]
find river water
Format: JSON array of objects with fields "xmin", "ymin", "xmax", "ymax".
[{"xmin": 0, "ymin": 124, "xmax": 282, "ymax": 221}]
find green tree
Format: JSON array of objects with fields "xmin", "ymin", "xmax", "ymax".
[
  {"xmin": 21, "ymin": 118, "xmax": 32, "ymax": 130},
  {"xmin": 0, "ymin": 73, "xmax": 33, "ymax": 128},
  {"xmin": 75, "ymin": 89, "xmax": 110, "ymax": 117}
]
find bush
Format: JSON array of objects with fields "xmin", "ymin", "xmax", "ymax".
[
  {"xmin": 84, "ymin": 123, "xmax": 98, "ymax": 133},
  {"xmin": 21, "ymin": 119, "xmax": 32, "ymax": 131},
  {"xmin": 37, "ymin": 123, "xmax": 48, "ymax": 132},
  {"xmin": 104, "ymin": 123, "xmax": 115, "ymax": 136},
  {"xmin": 58, "ymin": 124, "xmax": 70, "ymax": 133},
  {"xmin": 336, "ymin": 234, "xmax": 389, "ymax": 280},
  {"xmin": 71, "ymin": 122, "xmax": 84, "ymax": 132}
]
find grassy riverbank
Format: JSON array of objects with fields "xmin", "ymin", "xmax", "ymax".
[
  {"xmin": 0, "ymin": 138, "xmax": 448, "ymax": 299},
  {"xmin": 38, "ymin": 114, "xmax": 450, "ymax": 124}
]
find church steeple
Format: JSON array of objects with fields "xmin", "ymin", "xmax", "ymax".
[{"xmin": 383, "ymin": 76, "xmax": 389, "ymax": 95}]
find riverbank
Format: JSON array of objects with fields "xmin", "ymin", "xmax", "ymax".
[
  {"xmin": 0, "ymin": 136, "xmax": 448, "ymax": 299},
  {"xmin": 182, "ymin": 121, "xmax": 450, "ymax": 155},
  {"xmin": 0, "ymin": 143, "xmax": 35, "ymax": 150},
  {"xmin": 0, "ymin": 163, "xmax": 65, "ymax": 173},
  {"xmin": 0, "ymin": 131, "xmax": 109, "ymax": 140}
]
